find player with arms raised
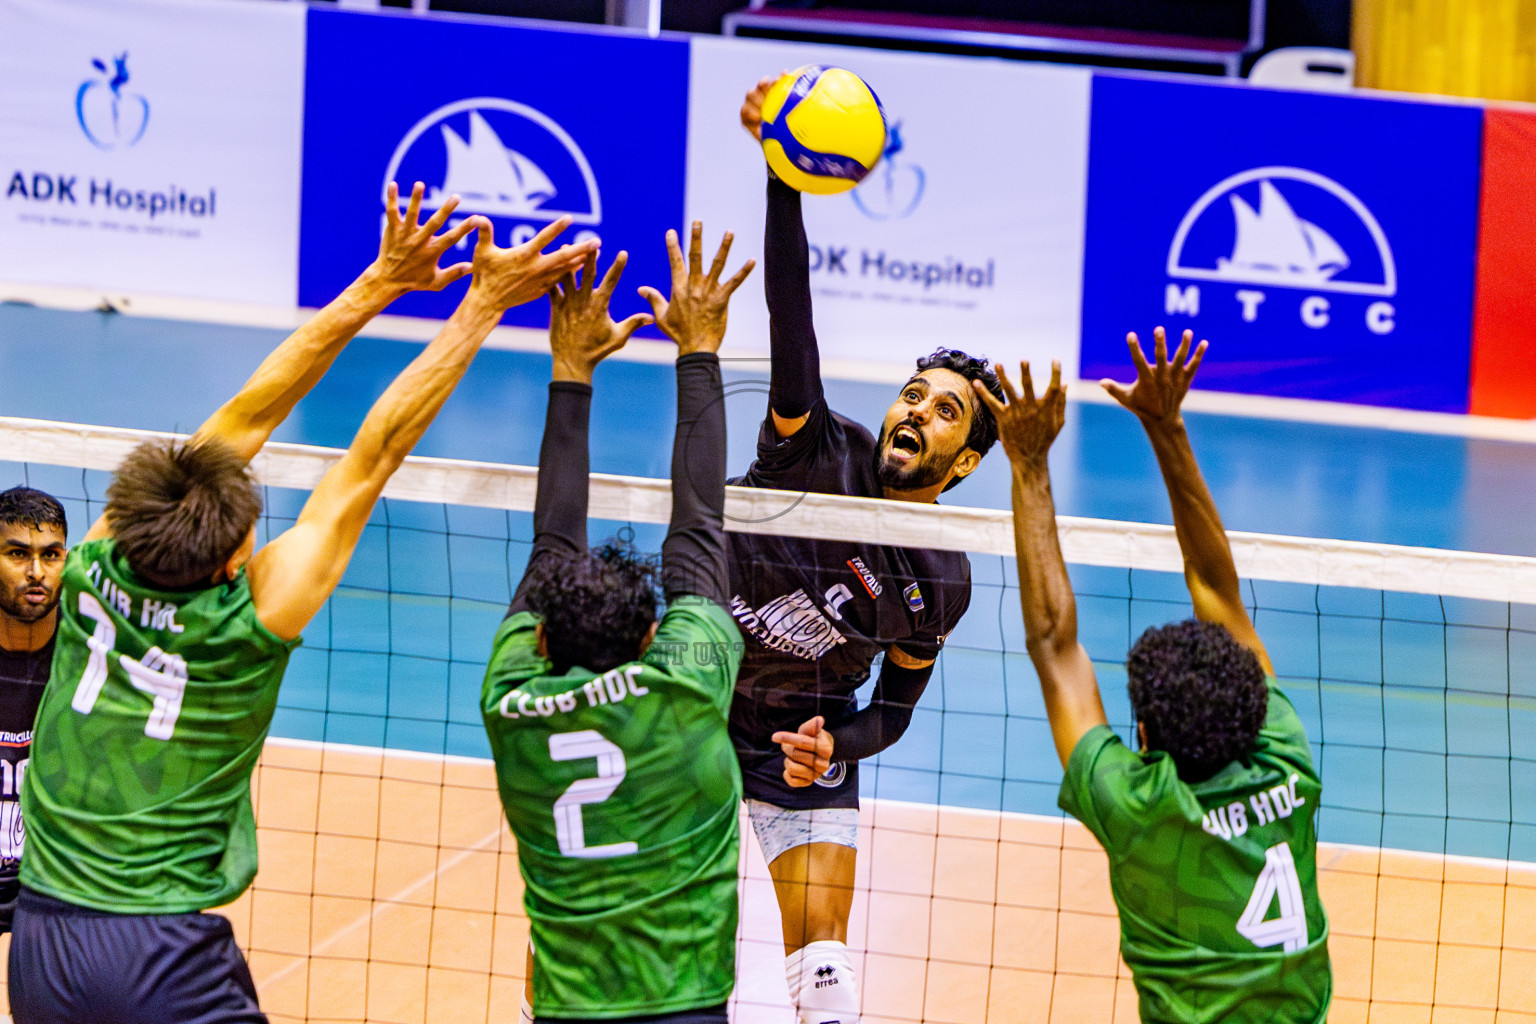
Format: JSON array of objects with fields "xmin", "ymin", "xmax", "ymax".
[
  {"xmin": 10, "ymin": 185, "xmax": 595, "ymax": 1024},
  {"xmin": 482, "ymin": 224, "xmax": 753, "ymax": 1023},
  {"xmin": 977, "ymin": 328, "xmax": 1331, "ymax": 1023},
  {"xmin": 736, "ymin": 77, "xmax": 1006, "ymax": 1024}
]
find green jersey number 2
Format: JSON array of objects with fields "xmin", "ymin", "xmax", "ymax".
[
  {"xmin": 1237, "ymin": 841, "xmax": 1309, "ymax": 953},
  {"xmin": 70, "ymin": 591, "xmax": 189, "ymax": 741},
  {"xmin": 549, "ymin": 729, "xmax": 639, "ymax": 859}
]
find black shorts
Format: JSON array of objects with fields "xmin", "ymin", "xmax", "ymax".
[
  {"xmin": 738, "ymin": 748, "xmax": 860, "ymax": 810},
  {"xmin": 8, "ymin": 888, "xmax": 266, "ymax": 1024},
  {"xmin": 541, "ymin": 1004, "xmax": 729, "ymax": 1024}
]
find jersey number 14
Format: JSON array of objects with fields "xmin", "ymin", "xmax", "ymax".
[{"xmin": 70, "ymin": 592, "xmax": 189, "ymax": 741}]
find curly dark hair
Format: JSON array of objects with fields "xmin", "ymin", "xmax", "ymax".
[
  {"xmin": 1126, "ymin": 619, "xmax": 1268, "ymax": 780},
  {"xmin": 914, "ymin": 348, "xmax": 1005, "ymax": 491},
  {"xmin": 523, "ymin": 540, "xmax": 660, "ymax": 674},
  {"xmin": 0, "ymin": 487, "xmax": 66, "ymax": 535},
  {"xmin": 106, "ymin": 437, "xmax": 261, "ymax": 588}
]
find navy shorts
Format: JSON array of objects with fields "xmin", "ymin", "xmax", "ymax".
[
  {"xmin": 541, "ymin": 1004, "xmax": 729, "ymax": 1024},
  {"xmin": 8, "ymin": 888, "xmax": 266, "ymax": 1024}
]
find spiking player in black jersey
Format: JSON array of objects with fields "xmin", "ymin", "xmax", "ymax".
[{"xmin": 736, "ymin": 77, "xmax": 1005, "ymax": 1024}]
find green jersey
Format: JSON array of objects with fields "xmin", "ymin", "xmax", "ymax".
[
  {"xmin": 1059, "ymin": 679, "xmax": 1331, "ymax": 1023},
  {"xmin": 22, "ymin": 538, "xmax": 297, "ymax": 913},
  {"xmin": 482, "ymin": 597, "xmax": 743, "ymax": 1020}
]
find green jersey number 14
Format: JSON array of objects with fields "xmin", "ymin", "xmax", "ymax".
[{"xmin": 71, "ymin": 591, "xmax": 188, "ymax": 741}]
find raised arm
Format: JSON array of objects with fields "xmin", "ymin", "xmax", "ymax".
[
  {"xmin": 82, "ymin": 183, "xmax": 479, "ymax": 545},
  {"xmin": 640, "ymin": 222, "xmax": 755, "ymax": 605},
  {"xmin": 976, "ymin": 362, "xmax": 1108, "ymax": 769},
  {"xmin": 1101, "ymin": 328, "xmax": 1274, "ymax": 676},
  {"xmin": 507, "ymin": 249, "xmax": 653, "ymax": 614},
  {"xmin": 247, "ymin": 218, "xmax": 596, "ymax": 641},
  {"xmin": 742, "ymin": 77, "xmax": 823, "ymax": 440}
]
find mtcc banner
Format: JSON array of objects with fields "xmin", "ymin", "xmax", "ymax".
[
  {"xmin": 298, "ymin": 9, "xmax": 688, "ymax": 332},
  {"xmin": 1079, "ymin": 76, "xmax": 1483, "ymax": 413}
]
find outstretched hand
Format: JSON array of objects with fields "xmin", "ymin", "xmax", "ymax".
[
  {"xmin": 468, "ymin": 215, "xmax": 598, "ymax": 313},
  {"xmin": 368, "ymin": 181, "xmax": 488, "ymax": 297},
  {"xmin": 638, "ymin": 221, "xmax": 755, "ymax": 357},
  {"xmin": 772, "ymin": 715, "xmax": 835, "ymax": 788},
  {"xmin": 740, "ymin": 73, "xmax": 779, "ymax": 141},
  {"xmin": 548, "ymin": 250, "xmax": 653, "ymax": 384},
  {"xmin": 1101, "ymin": 326, "xmax": 1207, "ymax": 429},
  {"xmin": 972, "ymin": 360, "xmax": 1067, "ymax": 469}
]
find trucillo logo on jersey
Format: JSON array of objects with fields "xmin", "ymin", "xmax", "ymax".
[
  {"xmin": 729, "ymin": 590, "xmax": 846, "ymax": 661},
  {"xmin": 382, "ymin": 99, "xmax": 602, "ymax": 250},
  {"xmin": 846, "ymin": 557, "xmax": 883, "ymax": 599},
  {"xmin": 1163, "ymin": 167, "xmax": 1397, "ymax": 336},
  {"xmin": 903, "ymin": 582, "xmax": 924, "ymax": 613}
]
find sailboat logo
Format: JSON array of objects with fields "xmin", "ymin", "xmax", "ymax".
[
  {"xmin": 1166, "ymin": 167, "xmax": 1395, "ymax": 297},
  {"xmin": 382, "ymin": 98, "xmax": 601, "ymax": 225}
]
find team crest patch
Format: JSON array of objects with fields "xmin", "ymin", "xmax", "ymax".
[
  {"xmin": 903, "ymin": 582, "xmax": 924, "ymax": 612},
  {"xmin": 846, "ymin": 557, "xmax": 883, "ymax": 599},
  {"xmin": 813, "ymin": 762, "xmax": 848, "ymax": 788}
]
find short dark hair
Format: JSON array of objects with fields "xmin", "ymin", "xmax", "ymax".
[
  {"xmin": 106, "ymin": 437, "xmax": 261, "ymax": 588},
  {"xmin": 523, "ymin": 540, "xmax": 659, "ymax": 674},
  {"xmin": 0, "ymin": 487, "xmax": 66, "ymax": 536},
  {"xmin": 1126, "ymin": 619, "xmax": 1269, "ymax": 780},
  {"xmin": 914, "ymin": 348, "xmax": 1004, "ymax": 491}
]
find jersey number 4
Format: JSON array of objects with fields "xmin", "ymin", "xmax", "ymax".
[
  {"xmin": 1237, "ymin": 841, "xmax": 1309, "ymax": 953},
  {"xmin": 549, "ymin": 730, "xmax": 639, "ymax": 859},
  {"xmin": 71, "ymin": 592, "xmax": 189, "ymax": 741}
]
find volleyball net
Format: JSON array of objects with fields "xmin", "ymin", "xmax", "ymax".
[{"xmin": 1, "ymin": 415, "xmax": 1533, "ymax": 1023}]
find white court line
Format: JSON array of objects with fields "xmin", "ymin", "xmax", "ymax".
[{"xmin": 6, "ymin": 281, "xmax": 1536, "ymax": 443}]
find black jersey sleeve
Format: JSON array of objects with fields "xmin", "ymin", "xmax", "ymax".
[
  {"xmin": 508, "ymin": 382, "xmax": 591, "ymax": 616},
  {"xmin": 827, "ymin": 657, "xmax": 933, "ymax": 762},
  {"xmin": 765, "ymin": 176, "xmax": 823, "ymax": 422},
  {"xmin": 893, "ymin": 556, "xmax": 973, "ymax": 664},
  {"xmin": 661, "ymin": 353, "xmax": 728, "ymax": 606}
]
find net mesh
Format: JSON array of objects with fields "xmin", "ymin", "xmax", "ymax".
[{"xmin": 2, "ymin": 416, "xmax": 1533, "ymax": 1023}]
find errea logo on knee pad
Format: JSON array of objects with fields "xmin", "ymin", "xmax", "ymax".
[{"xmin": 814, "ymin": 965, "xmax": 837, "ymax": 988}]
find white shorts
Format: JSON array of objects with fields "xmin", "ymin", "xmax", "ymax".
[{"xmin": 746, "ymin": 799, "xmax": 859, "ymax": 865}]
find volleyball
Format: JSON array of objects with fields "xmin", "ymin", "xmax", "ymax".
[{"xmin": 759, "ymin": 65, "xmax": 887, "ymax": 195}]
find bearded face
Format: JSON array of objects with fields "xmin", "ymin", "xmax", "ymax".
[
  {"xmin": 0, "ymin": 522, "xmax": 66, "ymax": 625},
  {"xmin": 875, "ymin": 368, "xmax": 979, "ymax": 494}
]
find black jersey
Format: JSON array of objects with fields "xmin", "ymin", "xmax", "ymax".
[
  {"xmin": 726, "ymin": 397, "xmax": 972, "ymax": 806},
  {"xmin": 0, "ymin": 633, "xmax": 52, "ymax": 928}
]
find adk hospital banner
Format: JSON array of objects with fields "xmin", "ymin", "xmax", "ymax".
[{"xmin": 2, "ymin": 0, "xmax": 1533, "ymax": 416}]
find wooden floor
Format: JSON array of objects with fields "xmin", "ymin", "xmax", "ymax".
[{"xmin": 0, "ymin": 737, "xmax": 1531, "ymax": 1023}]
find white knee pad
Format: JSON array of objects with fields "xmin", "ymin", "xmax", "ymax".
[{"xmin": 786, "ymin": 940, "xmax": 860, "ymax": 1024}]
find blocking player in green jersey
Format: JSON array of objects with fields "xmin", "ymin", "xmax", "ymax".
[
  {"xmin": 482, "ymin": 223, "xmax": 754, "ymax": 1024},
  {"xmin": 11, "ymin": 184, "xmax": 597, "ymax": 1024},
  {"xmin": 973, "ymin": 327, "xmax": 1332, "ymax": 1024}
]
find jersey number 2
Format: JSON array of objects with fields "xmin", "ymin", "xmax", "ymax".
[
  {"xmin": 71, "ymin": 592, "xmax": 189, "ymax": 741},
  {"xmin": 1237, "ymin": 841, "xmax": 1309, "ymax": 952},
  {"xmin": 549, "ymin": 730, "xmax": 639, "ymax": 859}
]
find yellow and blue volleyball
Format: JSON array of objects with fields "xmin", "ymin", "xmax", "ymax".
[{"xmin": 760, "ymin": 65, "xmax": 887, "ymax": 195}]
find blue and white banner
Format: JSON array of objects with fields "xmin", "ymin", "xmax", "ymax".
[
  {"xmin": 686, "ymin": 37, "xmax": 1092, "ymax": 376},
  {"xmin": 298, "ymin": 9, "xmax": 688, "ymax": 331},
  {"xmin": 1079, "ymin": 76, "xmax": 1484, "ymax": 412},
  {"xmin": 0, "ymin": 0, "xmax": 306, "ymax": 305}
]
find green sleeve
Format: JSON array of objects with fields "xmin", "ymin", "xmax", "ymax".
[
  {"xmin": 643, "ymin": 596, "xmax": 742, "ymax": 713},
  {"xmin": 1259, "ymin": 676, "xmax": 1319, "ymax": 777},
  {"xmin": 1058, "ymin": 724, "xmax": 1178, "ymax": 856},
  {"xmin": 481, "ymin": 611, "xmax": 548, "ymax": 714}
]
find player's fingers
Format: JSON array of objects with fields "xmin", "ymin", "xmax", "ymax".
[
  {"xmin": 637, "ymin": 285, "xmax": 668, "ymax": 321},
  {"xmin": 664, "ymin": 229, "xmax": 685, "ymax": 281},
  {"xmin": 781, "ymin": 746, "xmax": 822, "ymax": 768},
  {"xmin": 577, "ymin": 247, "xmax": 599, "ymax": 295},
  {"xmin": 1152, "ymin": 325, "xmax": 1169, "ymax": 368},
  {"xmin": 1100, "ymin": 379, "xmax": 1133, "ymax": 407},
  {"xmin": 1187, "ymin": 338, "xmax": 1209, "ymax": 376},
  {"xmin": 525, "ymin": 215, "xmax": 575, "ymax": 253},
  {"xmin": 800, "ymin": 715, "xmax": 825, "ymax": 736},
  {"xmin": 1047, "ymin": 359, "xmax": 1063, "ymax": 399},
  {"xmin": 1171, "ymin": 328, "xmax": 1191, "ymax": 370},
  {"xmin": 707, "ymin": 232, "xmax": 734, "ymax": 285},
  {"xmin": 1019, "ymin": 361, "xmax": 1037, "ymax": 404},
  {"xmin": 431, "ymin": 262, "xmax": 473, "ymax": 290},
  {"xmin": 772, "ymin": 729, "xmax": 821, "ymax": 753},
  {"xmin": 720, "ymin": 257, "xmax": 757, "ymax": 299},
  {"xmin": 404, "ymin": 181, "xmax": 425, "ymax": 230},
  {"xmin": 384, "ymin": 181, "xmax": 402, "ymax": 231},
  {"xmin": 422, "ymin": 193, "xmax": 460, "ymax": 236},
  {"xmin": 437, "ymin": 214, "xmax": 482, "ymax": 251},
  {"xmin": 688, "ymin": 221, "xmax": 704, "ymax": 279},
  {"xmin": 992, "ymin": 362, "xmax": 1021, "ymax": 407},
  {"xmin": 1127, "ymin": 332, "xmax": 1153, "ymax": 378},
  {"xmin": 972, "ymin": 378, "xmax": 1006, "ymax": 418},
  {"xmin": 613, "ymin": 312, "xmax": 653, "ymax": 345},
  {"xmin": 473, "ymin": 217, "xmax": 497, "ymax": 259},
  {"xmin": 596, "ymin": 250, "xmax": 628, "ymax": 303}
]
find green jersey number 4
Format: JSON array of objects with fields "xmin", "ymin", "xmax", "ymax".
[
  {"xmin": 1237, "ymin": 841, "xmax": 1309, "ymax": 953},
  {"xmin": 71, "ymin": 591, "xmax": 189, "ymax": 741},
  {"xmin": 549, "ymin": 729, "xmax": 639, "ymax": 859}
]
